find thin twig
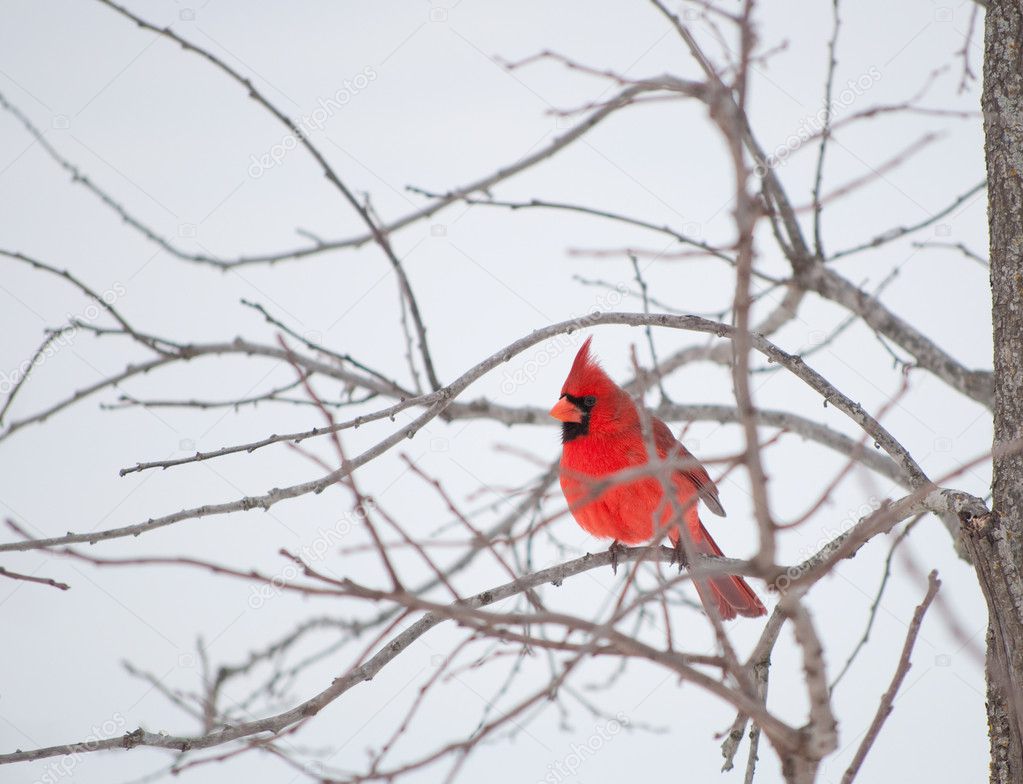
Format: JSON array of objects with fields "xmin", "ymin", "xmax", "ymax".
[{"xmin": 840, "ymin": 571, "xmax": 941, "ymax": 783}]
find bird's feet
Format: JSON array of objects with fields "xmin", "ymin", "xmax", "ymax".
[
  {"xmin": 669, "ymin": 538, "xmax": 688, "ymax": 573},
  {"xmin": 607, "ymin": 540, "xmax": 628, "ymax": 575}
]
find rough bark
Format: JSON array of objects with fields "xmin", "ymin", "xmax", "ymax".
[{"xmin": 979, "ymin": 3, "xmax": 1023, "ymax": 782}]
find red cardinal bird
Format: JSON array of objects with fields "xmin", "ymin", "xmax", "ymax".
[{"xmin": 550, "ymin": 337, "xmax": 765, "ymax": 620}]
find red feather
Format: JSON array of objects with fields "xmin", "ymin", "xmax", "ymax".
[{"xmin": 553, "ymin": 337, "xmax": 765, "ymax": 620}]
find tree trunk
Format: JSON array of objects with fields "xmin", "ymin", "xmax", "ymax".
[{"xmin": 978, "ymin": 3, "xmax": 1023, "ymax": 782}]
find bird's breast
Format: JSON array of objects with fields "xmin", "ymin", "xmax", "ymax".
[{"xmin": 560, "ymin": 437, "xmax": 666, "ymax": 544}]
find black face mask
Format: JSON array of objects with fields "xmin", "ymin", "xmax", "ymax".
[{"xmin": 560, "ymin": 394, "xmax": 596, "ymax": 443}]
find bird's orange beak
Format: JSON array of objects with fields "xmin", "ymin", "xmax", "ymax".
[{"xmin": 549, "ymin": 396, "xmax": 583, "ymax": 423}]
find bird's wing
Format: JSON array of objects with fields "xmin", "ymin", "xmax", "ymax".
[{"xmin": 652, "ymin": 416, "xmax": 726, "ymax": 517}]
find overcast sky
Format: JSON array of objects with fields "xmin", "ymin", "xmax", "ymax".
[{"xmin": 0, "ymin": 2, "xmax": 991, "ymax": 783}]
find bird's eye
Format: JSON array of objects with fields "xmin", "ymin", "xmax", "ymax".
[{"xmin": 583, "ymin": 395, "xmax": 597, "ymax": 407}]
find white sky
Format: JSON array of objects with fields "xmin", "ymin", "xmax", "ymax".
[{"xmin": 0, "ymin": 1, "xmax": 991, "ymax": 783}]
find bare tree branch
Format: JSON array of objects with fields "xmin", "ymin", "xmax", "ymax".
[{"xmin": 840, "ymin": 570, "xmax": 941, "ymax": 783}]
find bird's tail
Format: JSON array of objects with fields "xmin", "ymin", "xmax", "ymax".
[{"xmin": 674, "ymin": 524, "xmax": 766, "ymax": 621}]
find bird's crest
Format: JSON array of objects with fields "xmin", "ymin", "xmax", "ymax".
[{"xmin": 561, "ymin": 337, "xmax": 616, "ymax": 397}]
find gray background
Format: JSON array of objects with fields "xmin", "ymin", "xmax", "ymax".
[{"xmin": 0, "ymin": 1, "xmax": 990, "ymax": 782}]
